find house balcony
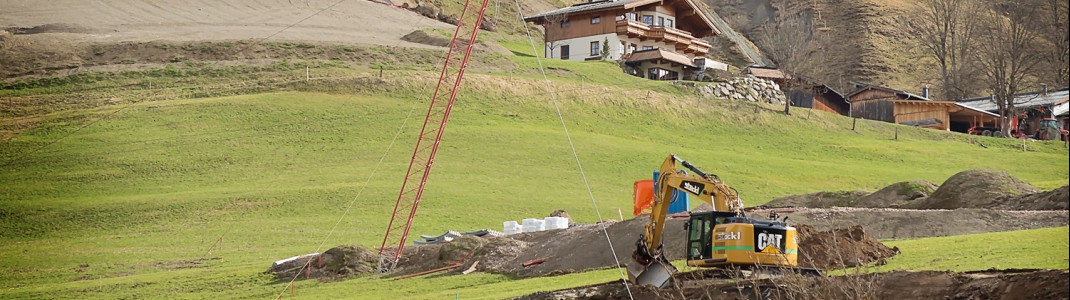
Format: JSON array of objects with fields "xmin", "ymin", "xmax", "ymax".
[
  {"xmin": 686, "ymin": 39, "xmax": 710, "ymax": 54},
  {"xmin": 616, "ymin": 19, "xmax": 709, "ymax": 56}
]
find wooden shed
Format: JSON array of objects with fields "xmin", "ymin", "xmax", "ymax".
[
  {"xmin": 790, "ymin": 84, "xmax": 849, "ymax": 116},
  {"xmin": 845, "ymin": 84, "xmax": 998, "ymax": 131},
  {"xmin": 846, "ymin": 84, "xmax": 929, "ymax": 123}
]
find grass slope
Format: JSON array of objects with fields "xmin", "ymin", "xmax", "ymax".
[{"xmin": 1, "ymin": 52, "xmax": 1067, "ymax": 298}]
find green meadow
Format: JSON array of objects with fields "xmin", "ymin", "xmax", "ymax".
[{"xmin": 1, "ymin": 38, "xmax": 1067, "ymax": 298}]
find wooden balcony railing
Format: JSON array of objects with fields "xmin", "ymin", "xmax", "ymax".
[{"xmin": 616, "ymin": 19, "xmax": 709, "ymax": 56}]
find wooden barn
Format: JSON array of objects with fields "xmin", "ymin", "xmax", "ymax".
[
  {"xmin": 846, "ymin": 83, "xmax": 997, "ymax": 131},
  {"xmin": 789, "ymin": 84, "xmax": 849, "ymax": 116}
]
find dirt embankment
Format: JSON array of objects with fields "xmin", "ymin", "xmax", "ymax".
[
  {"xmin": 268, "ymin": 215, "xmax": 899, "ymax": 281},
  {"xmin": 515, "ymin": 269, "xmax": 1070, "ymax": 300},
  {"xmin": 766, "ymin": 169, "xmax": 1067, "ymax": 211},
  {"xmin": 0, "ymin": 0, "xmax": 454, "ymax": 79},
  {"xmin": 755, "ymin": 207, "xmax": 1068, "ymax": 239},
  {"xmin": 267, "ymin": 245, "xmax": 378, "ymax": 282}
]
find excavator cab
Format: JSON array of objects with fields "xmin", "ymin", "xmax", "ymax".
[{"xmin": 685, "ymin": 211, "xmax": 798, "ymax": 268}]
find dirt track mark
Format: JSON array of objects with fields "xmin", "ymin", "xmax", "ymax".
[{"xmin": 0, "ymin": 0, "xmax": 450, "ymax": 45}]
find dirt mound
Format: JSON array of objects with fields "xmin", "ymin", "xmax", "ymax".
[
  {"xmin": 266, "ymin": 245, "xmax": 377, "ymax": 281},
  {"xmin": 549, "ymin": 210, "xmax": 574, "ymax": 224},
  {"xmin": 765, "ymin": 181, "xmax": 937, "ymax": 209},
  {"xmin": 996, "ymin": 185, "xmax": 1069, "ymax": 211},
  {"xmin": 756, "ymin": 207, "xmax": 1069, "ymax": 239},
  {"xmin": 765, "ymin": 190, "xmax": 869, "ymax": 208},
  {"xmin": 856, "ymin": 180, "xmax": 937, "ymax": 208},
  {"xmin": 400, "ymin": 30, "xmax": 452, "ymax": 48},
  {"xmin": 515, "ymin": 269, "xmax": 1070, "ymax": 300},
  {"xmin": 912, "ymin": 169, "xmax": 1038, "ymax": 210},
  {"xmin": 795, "ymin": 225, "xmax": 898, "ymax": 269}
]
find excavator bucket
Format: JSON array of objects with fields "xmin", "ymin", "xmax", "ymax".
[{"xmin": 627, "ymin": 260, "xmax": 678, "ymax": 288}]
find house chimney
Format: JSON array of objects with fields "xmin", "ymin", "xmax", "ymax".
[
  {"xmin": 1042, "ymin": 83, "xmax": 1048, "ymax": 95},
  {"xmin": 922, "ymin": 86, "xmax": 929, "ymax": 99}
]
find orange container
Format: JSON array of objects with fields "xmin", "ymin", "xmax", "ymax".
[{"xmin": 633, "ymin": 179, "xmax": 655, "ymax": 216}]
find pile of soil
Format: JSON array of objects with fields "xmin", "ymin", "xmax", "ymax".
[
  {"xmin": 856, "ymin": 180, "xmax": 937, "ymax": 208},
  {"xmin": 756, "ymin": 207, "xmax": 1069, "ymax": 239},
  {"xmin": 266, "ymin": 245, "xmax": 377, "ymax": 282},
  {"xmin": 764, "ymin": 190, "xmax": 869, "ymax": 208},
  {"xmin": 515, "ymin": 269, "xmax": 1070, "ymax": 300},
  {"xmin": 375, "ymin": 216, "xmax": 899, "ymax": 279},
  {"xmin": 765, "ymin": 180, "xmax": 937, "ymax": 209},
  {"xmin": 390, "ymin": 235, "xmax": 488, "ymax": 277},
  {"xmin": 1005, "ymin": 185, "xmax": 1069, "ymax": 211},
  {"xmin": 764, "ymin": 170, "xmax": 1064, "ymax": 211},
  {"xmin": 795, "ymin": 225, "xmax": 898, "ymax": 269},
  {"xmin": 400, "ymin": 30, "xmax": 452, "ymax": 48},
  {"xmin": 911, "ymin": 169, "xmax": 1039, "ymax": 210}
]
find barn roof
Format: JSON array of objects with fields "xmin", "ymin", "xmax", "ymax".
[
  {"xmin": 957, "ymin": 87, "xmax": 1070, "ymax": 113},
  {"xmin": 846, "ymin": 83, "xmax": 929, "ymax": 101},
  {"xmin": 745, "ymin": 67, "xmax": 789, "ymax": 80}
]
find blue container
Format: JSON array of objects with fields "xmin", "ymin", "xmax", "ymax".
[{"xmin": 653, "ymin": 171, "xmax": 690, "ymax": 214}]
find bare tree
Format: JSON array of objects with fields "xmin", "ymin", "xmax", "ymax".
[
  {"xmin": 755, "ymin": 13, "xmax": 832, "ymax": 115},
  {"xmin": 906, "ymin": 0, "xmax": 985, "ymax": 101},
  {"xmin": 976, "ymin": 0, "xmax": 1043, "ymax": 136},
  {"xmin": 1038, "ymin": 0, "xmax": 1069, "ymax": 87},
  {"xmin": 541, "ymin": 13, "xmax": 569, "ymax": 59}
]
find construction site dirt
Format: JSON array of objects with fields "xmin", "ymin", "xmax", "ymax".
[
  {"xmin": 513, "ymin": 269, "xmax": 1070, "ymax": 300},
  {"xmin": 266, "ymin": 170, "xmax": 1069, "ymax": 298},
  {"xmin": 267, "ymin": 207, "xmax": 1066, "ymax": 280}
]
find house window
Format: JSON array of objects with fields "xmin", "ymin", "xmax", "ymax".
[
  {"xmin": 642, "ymin": 15, "xmax": 653, "ymax": 25},
  {"xmin": 628, "ymin": 43, "xmax": 637, "ymax": 53},
  {"xmin": 561, "ymin": 19, "xmax": 570, "ymax": 28},
  {"xmin": 560, "ymin": 45, "xmax": 570, "ymax": 60},
  {"xmin": 591, "ymin": 16, "xmax": 600, "ymax": 24},
  {"xmin": 642, "ymin": 45, "xmax": 653, "ymax": 50},
  {"xmin": 658, "ymin": 17, "xmax": 664, "ymax": 26},
  {"xmin": 628, "ymin": 13, "xmax": 637, "ymax": 21},
  {"xmin": 590, "ymin": 41, "xmax": 601, "ymax": 57},
  {"xmin": 666, "ymin": 19, "xmax": 673, "ymax": 28},
  {"xmin": 619, "ymin": 42, "xmax": 625, "ymax": 56}
]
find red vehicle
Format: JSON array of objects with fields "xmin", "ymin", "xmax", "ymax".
[
  {"xmin": 1033, "ymin": 118, "xmax": 1068, "ymax": 141},
  {"xmin": 968, "ymin": 116, "xmax": 1067, "ymax": 140}
]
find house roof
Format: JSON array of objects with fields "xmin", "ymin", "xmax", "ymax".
[
  {"xmin": 887, "ymin": 100, "xmax": 998, "ymax": 118},
  {"xmin": 746, "ymin": 67, "xmax": 789, "ymax": 79},
  {"xmin": 524, "ymin": 0, "xmax": 652, "ymax": 20},
  {"xmin": 846, "ymin": 83, "xmax": 929, "ymax": 101},
  {"xmin": 957, "ymin": 87, "xmax": 1070, "ymax": 113},
  {"xmin": 1054, "ymin": 102, "xmax": 1069, "ymax": 117},
  {"xmin": 523, "ymin": 0, "xmax": 717, "ymax": 36},
  {"xmin": 625, "ymin": 48, "xmax": 695, "ymax": 67}
]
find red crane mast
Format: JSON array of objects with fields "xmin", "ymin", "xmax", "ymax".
[{"xmin": 377, "ymin": 0, "xmax": 491, "ymax": 272}]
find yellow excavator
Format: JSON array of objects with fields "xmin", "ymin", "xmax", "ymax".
[{"xmin": 628, "ymin": 154, "xmax": 804, "ymax": 287}]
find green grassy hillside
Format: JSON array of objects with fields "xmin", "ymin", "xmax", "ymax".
[{"xmin": 1, "ymin": 45, "xmax": 1067, "ymax": 298}]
